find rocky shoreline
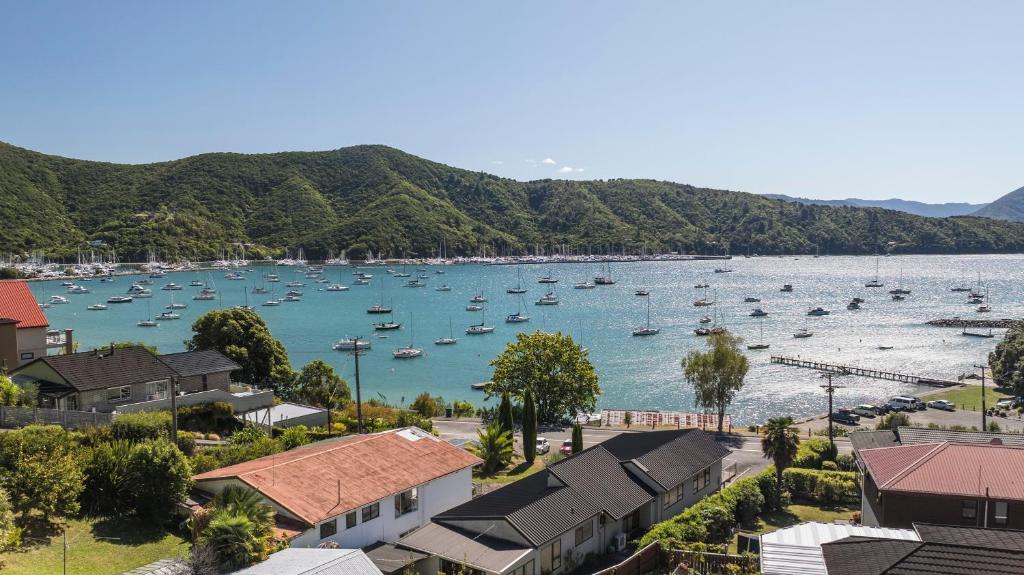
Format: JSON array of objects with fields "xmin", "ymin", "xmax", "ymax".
[{"xmin": 927, "ymin": 318, "xmax": 1019, "ymax": 328}]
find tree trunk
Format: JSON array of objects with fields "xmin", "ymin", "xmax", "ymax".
[{"xmin": 717, "ymin": 406, "xmax": 725, "ymax": 433}]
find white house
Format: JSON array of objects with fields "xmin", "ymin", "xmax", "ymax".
[
  {"xmin": 193, "ymin": 427, "xmax": 481, "ymax": 549},
  {"xmin": 397, "ymin": 429, "xmax": 730, "ymax": 575}
]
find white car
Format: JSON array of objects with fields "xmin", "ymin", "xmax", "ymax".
[
  {"xmin": 853, "ymin": 404, "xmax": 878, "ymax": 418},
  {"xmin": 535, "ymin": 437, "xmax": 550, "ymax": 454},
  {"xmin": 926, "ymin": 399, "xmax": 956, "ymax": 411}
]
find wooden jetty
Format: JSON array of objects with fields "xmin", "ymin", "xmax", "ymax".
[{"xmin": 770, "ymin": 356, "xmax": 959, "ymax": 387}]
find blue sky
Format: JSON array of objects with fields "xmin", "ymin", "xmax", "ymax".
[{"xmin": 1, "ymin": 1, "xmax": 1021, "ymax": 203}]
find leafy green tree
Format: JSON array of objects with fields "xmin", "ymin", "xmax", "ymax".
[
  {"xmin": 522, "ymin": 390, "xmax": 537, "ymax": 464},
  {"xmin": 498, "ymin": 394, "xmax": 514, "ymax": 435},
  {"xmin": 452, "ymin": 400, "xmax": 475, "ymax": 418},
  {"xmin": 0, "ymin": 425, "xmax": 84, "ymax": 520},
  {"xmin": 469, "ymin": 422, "xmax": 513, "ymax": 475},
  {"xmin": 0, "ymin": 375, "xmax": 26, "ymax": 406},
  {"xmin": 990, "ymin": 324, "xmax": 1024, "ymax": 395},
  {"xmin": 128, "ymin": 438, "xmax": 193, "ymax": 521},
  {"xmin": 489, "ymin": 331, "xmax": 600, "ymax": 424},
  {"xmin": 186, "ymin": 309, "xmax": 294, "ymax": 389},
  {"xmin": 683, "ymin": 330, "xmax": 749, "ymax": 432},
  {"xmin": 292, "ymin": 360, "xmax": 351, "ymax": 409},
  {"xmin": 761, "ymin": 417, "xmax": 800, "ymax": 509},
  {"xmin": 571, "ymin": 423, "xmax": 583, "ymax": 454},
  {"xmin": 410, "ymin": 392, "xmax": 444, "ymax": 418},
  {"xmin": 112, "ymin": 341, "xmax": 159, "ymax": 354}
]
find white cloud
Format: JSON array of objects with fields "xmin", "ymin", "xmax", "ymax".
[
  {"xmin": 558, "ymin": 166, "xmax": 584, "ymax": 174},
  {"xmin": 541, "ymin": 158, "xmax": 556, "ymax": 165},
  {"xmin": 490, "ymin": 160, "xmax": 504, "ymax": 165}
]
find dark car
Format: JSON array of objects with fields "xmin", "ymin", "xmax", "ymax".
[{"xmin": 831, "ymin": 409, "xmax": 861, "ymax": 425}]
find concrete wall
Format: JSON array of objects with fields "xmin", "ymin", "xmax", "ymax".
[
  {"xmin": 16, "ymin": 326, "xmax": 47, "ymax": 366},
  {"xmin": 177, "ymin": 371, "xmax": 232, "ymax": 394},
  {"xmin": 116, "ymin": 388, "xmax": 274, "ymax": 414}
]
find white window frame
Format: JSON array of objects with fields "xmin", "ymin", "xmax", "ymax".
[
  {"xmin": 995, "ymin": 501, "xmax": 1009, "ymax": 526},
  {"xmin": 664, "ymin": 483, "xmax": 684, "ymax": 508},
  {"xmin": 394, "ymin": 488, "xmax": 419, "ymax": 517},
  {"xmin": 107, "ymin": 385, "xmax": 132, "ymax": 403},
  {"xmin": 362, "ymin": 501, "xmax": 380, "ymax": 522},
  {"xmin": 574, "ymin": 521, "xmax": 593, "ymax": 546}
]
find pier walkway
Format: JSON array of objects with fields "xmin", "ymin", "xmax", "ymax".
[{"xmin": 770, "ymin": 356, "xmax": 959, "ymax": 387}]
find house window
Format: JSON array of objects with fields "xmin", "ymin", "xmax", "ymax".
[
  {"xmin": 362, "ymin": 502, "xmax": 379, "ymax": 522},
  {"xmin": 574, "ymin": 521, "xmax": 594, "ymax": 546},
  {"xmin": 394, "ymin": 488, "xmax": 418, "ymax": 517},
  {"xmin": 546, "ymin": 539, "xmax": 561, "ymax": 572},
  {"xmin": 962, "ymin": 500, "xmax": 978, "ymax": 520},
  {"xmin": 664, "ymin": 484, "xmax": 684, "ymax": 508},
  {"xmin": 66, "ymin": 395, "xmax": 79, "ymax": 411},
  {"xmin": 510, "ymin": 559, "xmax": 535, "ymax": 575},
  {"xmin": 320, "ymin": 518, "xmax": 337, "ymax": 539},
  {"xmin": 693, "ymin": 467, "xmax": 710, "ymax": 493},
  {"xmin": 106, "ymin": 385, "xmax": 132, "ymax": 403},
  {"xmin": 20, "ymin": 352, "xmax": 33, "ymax": 360},
  {"xmin": 153, "ymin": 381, "xmax": 168, "ymax": 400},
  {"xmin": 995, "ymin": 501, "xmax": 1009, "ymax": 526},
  {"xmin": 346, "ymin": 511, "xmax": 357, "ymax": 529}
]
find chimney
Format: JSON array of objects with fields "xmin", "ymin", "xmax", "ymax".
[{"xmin": 63, "ymin": 329, "xmax": 73, "ymax": 355}]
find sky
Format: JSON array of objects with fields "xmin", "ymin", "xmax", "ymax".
[{"xmin": 1, "ymin": 1, "xmax": 1022, "ymax": 203}]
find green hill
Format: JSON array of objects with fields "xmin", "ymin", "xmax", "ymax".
[{"xmin": 2, "ymin": 140, "xmax": 1024, "ymax": 260}]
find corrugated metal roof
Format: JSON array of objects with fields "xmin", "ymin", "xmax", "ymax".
[
  {"xmin": 861, "ymin": 442, "xmax": 1024, "ymax": 500},
  {"xmin": 0, "ymin": 280, "xmax": 49, "ymax": 329},
  {"xmin": 194, "ymin": 428, "xmax": 481, "ymax": 525},
  {"xmin": 230, "ymin": 548, "xmax": 383, "ymax": 575},
  {"xmin": 759, "ymin": 522, "xmax": 918, "ymax": 575},
  {"xmin": 398, "ymin": 523, "xmax": 533, "ymax": 574}
]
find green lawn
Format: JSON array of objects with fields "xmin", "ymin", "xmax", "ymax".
[
  {"xmin": 927, "ymin": 385, "xmax": 1011, "ymax": 411},
  {"xmin": 728, "ymin": 504, "xmax": 858, "ymax": 553},
  {"xmin": 0, "ymin": 516, "xmax": 189, "ymax": 575}
]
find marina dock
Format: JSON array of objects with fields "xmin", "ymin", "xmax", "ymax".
[{"xmin": 770, "ymin": 356, "xmax": 960, "ymax": 387}]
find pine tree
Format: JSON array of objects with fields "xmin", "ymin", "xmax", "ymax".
[
  {"xmin": 522, "ymin": 390, "xmax": 537, "ymax": 464},
  {"xmin": 571, "ymin": 423, "xmax": 583, "ymax": 454},
  {"xmin": 498, "ymin": 393, "xmax": 514, "ymax": 436}
]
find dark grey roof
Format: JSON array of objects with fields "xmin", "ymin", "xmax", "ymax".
[
  {"xmin": 159, "ymin": 349, "xmax": 241, "ymax": 377},
  {"xmin": 620, "ymin": 429, "xmax": 730, "ymax": 490},
  {"xmin": 850, "ymin": 430, "xmax": 900, "ymax": 453},
  {"xmin": 364, "ymin": 542, "xmax": 428, "ymax": 575},
  {"xmin": 897, "ymin": 426, "xmax": 1024, "ymax": 448},
  {"xmin": 821, "ymin": 537, "xmax": 919, "ymax": 575},
  {"xmin": 915, "ymin": 523, "xmax": 1024, "ymax": 551},
  {"xmin": 823, "ymin": 525, "xmax": 1024, "ymax": 575},
  {"xmin": 19, "ymin": 346, "xmax": 177, "ymax": 392},
  {"xmin": 547, "ymin": 445, "xmax": 654, "ymax": 520},
  {"xmin": 435, "ymin": 472, "xmax": 601, "ymax": 546}
]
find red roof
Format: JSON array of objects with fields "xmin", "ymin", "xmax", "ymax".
[
  {"xmin": 860, "ymin": 441, "xmax": 1024, "ymax": 501},
  {"xmin": 194, "ymin": 428, "xmax": 481, "ymax": 525},
  {"xmin": 0, "ymin": 281, "xmax": 49, "ymax": 329}
]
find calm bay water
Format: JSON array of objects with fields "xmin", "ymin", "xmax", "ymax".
[{"xmin": 31, "ymin": 255, "xmax": 1023, "ymax": 424}]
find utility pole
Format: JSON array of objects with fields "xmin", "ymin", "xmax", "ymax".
[
  {"xmin": 353, "ymin": 337, "xmax": 364, "ymax": 434},
  {"xmin": 976, "ymin": 364, "xmax": 987, "ymax": 431},
  {"xmin": 169, "ymin": 376, "xmax": 178, "ymax": 440},
  {"xmin": 820, "ymin": 373, "xmax": 843, "ymax": 453}
]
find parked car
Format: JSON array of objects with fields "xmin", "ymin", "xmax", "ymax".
[
  {"xmin": 831, "ymin": 408, "xmax": 861, "ymax": 425},
  {"xmin": 926, "ymin": 399, "xmax": 956, "ymax": 411},
  {"xmin": 887, "ymin": 396, "xmax": 917, "ymax": 412},
  {"xmin": 908, "ymin": 396, "xmax": 927, "ymax": 410},
  {"xmin": 560, "ymin": 439, "xmax": 573, "ymax": 454},
  {"xmin": 536, "ymin": 437, "xmax": 550, "ymax": 454},
  {"xmin": 853, "ymin": 404, "xmax": 878, "ymax": 418},
  {"xmin": 996, "ymin": 398, "xmax": 1015, "ymax": 410}
]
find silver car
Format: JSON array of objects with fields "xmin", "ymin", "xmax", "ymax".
[{"xmin": 535, "ymin": 437, "xmax": 550, "ymax": 454}]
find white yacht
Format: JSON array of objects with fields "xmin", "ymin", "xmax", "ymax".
[
  {"xmin": 574, "ymin": 281, "xmax": 596, "ymax": 289},
  {"xmin": 156, "ymin": 311, "xmax": 181, "ymax": 320},
  {"xmin": 466, "ymin": 304, "xmax": 483, "ymax": 311},
  {"xmin": 435, "ymin": 319, "xmax": 458, "ymax": 345},
  {"xmin": 325, "ymin": 284, "xmax": 350, "ymax": 292},
  {"xmin": 435, "ymin": 284, "xmax": 452, "ymax": 292},
  {"xmin": 262, "ymin": 299, "xmax": 281, "ymax": 307},
  {"xmin": 749, "ymin": 308, "xmax": 768, "ymax": 317},
  {"xmin": 87, "ymin": 303, "xmax": 108, "ymax": 311},
  {"xmin": 67, "ymin": 285, "xmax": 90, "ymax": 294},
  {"xmin": 535, "ymin": 292, "xmax": 559, "ymax": 305},
  {"xmin": 806, "ymin": 307, "xmax": 830, "ymax": 316},
  {"xmin": 161, "ymin": 283, "xmax": 183, "ymax": 291},
  {"xmin": 49, "ymin": 295, "xmax": 69, "ymax": 304},
  {"xmin": 470, "ymin": 294, "xmax": 488, "ymax": 303},
  {"xmin": 793, "ymin": 328, "xmax": 813, "ymax": 338},
  {"xmin": 334, "ymin": 338, "xmax": 370, "ymax": 351}
]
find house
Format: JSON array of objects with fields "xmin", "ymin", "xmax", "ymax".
[
  {"xmin": 857, "ymin": 440, "xmax": 1024, "ymax": 529},
  {"xmin": 821, "ymin": 523, "xmax": 1024, "ymax": 574},
  {"xmin": 192, "ymin": 427, "xmax": 482, "ymax": 550},
  {"xmin": 849, "ymin": 425, "xmax": 1024, "ymax": 456},
  {"xmin": 159, "ymin": 349, "xmax": 240, "ymax": 393},
  {"xmin": 230, "ymin": 548, "xmax": 384, "ymax": 575},
  {"xmin": 758, "ymin": 521, "xmax": 919, "ymax": 575},
  {"xmin": 396, "ymin": 429, "xmax": 729, "ymax": 575},
  {"xmin": 0, "ymin": 280, "xmax": 59, "ymax": 369},
  {"xmin": 11, "ymin": 345, "xmax": 242, "ymax": 413}
]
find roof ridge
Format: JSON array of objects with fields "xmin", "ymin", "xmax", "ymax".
[
  {"xmin": 222, "ymin": 429, "xmax": 404, "ymax": 478},
  {"xmin": 875, "ymin": 442, "xmax": 948, "ymax": 490}
]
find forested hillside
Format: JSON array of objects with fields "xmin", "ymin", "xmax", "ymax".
[{"xmin": 3, "ymin": 141, "xmax": 1024, "ymax": 260}]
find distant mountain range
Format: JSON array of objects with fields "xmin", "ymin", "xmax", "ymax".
[
  {"xmin": 972, "ymin": 186, "xmax": 1024, "ymax": 222},
  {"xmin": 4, "ymin": 140, "xmax": 1024, "ymax": 259},
  {"xmin": 762, "ymin": 194, "xmax": 988, "ymax": 218}
]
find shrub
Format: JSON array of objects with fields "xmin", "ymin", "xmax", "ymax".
[
  {"xmin": 452, "ymin": 400, "xmax": 475, "ymax": 418},
  {"xmin": 410, "ymin": 393, "xmax": 445, "ymax": 418},
  {"xmin": 176, "ymin": 431, "xmax": 197, "ymax": 456},
  {"xmin": 82, "ymin": 440, "xmax": 135, "ymax": 515},
  {"xmin": 279, "ymin": 426, "xmax": 312, "ymax": 450},
  {"xmin": 111, "ymin": 411, "xmax": 172, "ymax": 442},
  {"xmin": 812, "ymin": 475, "xmax": 856, "ymax": 505},
  {"xmin": 835, "ymin": 454, "xmax": 857, "ymax": 472},
  {"xmin": 821, "ymin": 460, "xmax": 839, "ymax": 471},
  {"xmin": 127, "ymin": 438, "xmax": 194, "ymax": 521},
  {"xmin": 784, "ymin": 468, "xmax": 859, "ymax": 504},
  {"xmin": 0, "ymin": 486, "xmax": 19, "ymax": 551},
  {"xmin": 755, "ymin": 467, "xmax": 789, "ymax": 512},
  {"xmin": 178, "ymin": 402, "xmax": 243, "ymax": 436},
  {"xmin": 876, "ymin": 412, "xmax": 911, "ymax": 431},
  {"xmin": 0, "ymin": 425, "xmax": 84, "ymax": 520},
  {"xmin": 793, "ymin": 438, "xmax": 837, "ymax": 469},
  {"xmin": 730, "ymin": 478, "xmax": 765, "ymax": 527}
]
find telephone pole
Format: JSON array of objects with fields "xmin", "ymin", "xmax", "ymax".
[
  {"xmin": 353, "ymin": 337, "xmax": 364, "ymax": 434},
  {"xmin": 820, "ymin": 373, "xmax": 844, "ymax": 452},
  {"xmin": 975, "ymin": 364, "xmax": 988, "ymax": 432}
]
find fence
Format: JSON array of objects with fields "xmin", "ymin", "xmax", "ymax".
[
  {"xmin": 669, "ymin": 549, "xmax": 756, "ymax": 575},
  {"xmin": 591, "ymin": 543, "xmax": 663, "ymax": 575},
  {"xmin": 0, "ymin": 405, "xmax": 113, "ymax": 429},
  {"xmin": 601, "ymin": 410, "xmax": 731, "ymax": 431}
]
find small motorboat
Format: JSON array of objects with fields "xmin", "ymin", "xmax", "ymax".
[
  {"xmin": 574, "ymin": 282, "xmax": 596, "ymax": 289},
  {"xmin": 694, "ymin": 327, "xmax": 711, "ymax": 336},
  {"xmin": 107, "ymin": 296, "xmax": 133, "ymax": 304},
  {"xmin": 877, "ymin": 345, "xmax": 894, "ymax": 350},
  {"xmin": 166, "ymin": 302, "xmax": 188, "ymax": 310},
  {"xmin": 367, "ymin": 305, "xmax": 392, "ymax": 314},
  {"xmin": 470, "ymin": 294, "xmax": 488, "ymax": 303},
  {"xmin": 694, "ymin": 283, "xmax": 709, "ymax": 289},
  {"xmin": 538, "ymin": 276, "xmax": 558, "ymax": 284},
  {"xmin": 632, "ymin": 327, "xmax": 660, "ymax": 336},
  {"xmin": 466, "ymin": 304, "xmax": 483, "ymax": 311},
  {"xmin": 977, "ymin": 304, "xmax": 992, "ymax": 313},
  {"xmin": 137, "ymin": 319, "xmax": 158, "ymax": 327},
  {"xmin": 466, "ymin": 323, "xmax": 496, "ymax": 334},
  {"xmin": 354, "ymin": 278, "xmax": 370, "ymax": 285},
  {"xmin": 806, "ymin": 307, "xmax": 830, "ymax": 316},
  {"xmin": 392, "ymin": 347, "xmax": 423, "ymax": 359},
  {"xmin": 67, "ymin": 285, "xmax": 90, "ymax": 294},
  {"xmin": 635, "ymin": 290, "xmax": 650, "ymax": 296},
  {"xmin": 253, "ymin": 286, "xmax": 270, "ymax": 294},
  {"xmin": 325, "ymin": 284, "xmax": 349, "ymax": 292},
  {"xmin": 434, "ymin": 337, "xmax": 457, "ymax": 345},
  {"xmin": 743, "ymin": 297, "xmax": 760, "ymax": 303},
  {"xmin": 535, "ymin": 292, "xmax": 559, "ymax": 305},
  {"xmin": 892, "ymin": 294, "xmax": 906, "ymax": 301},
  {"xmin": 189, "ymin": 280, "xmax": 204, "ymax": 287},
  {"xmin": 49, "ymin": 295, "xmax": 69, "ymax": 304},
  {"xmin": 749, "ymin": 308, "xmax": 768, "ymax": 317},
  {"xmin": 87, "ymin": 303, "xmax": 108, "ymax": 311},
  {"xmin": 262, "ymin": 300, "xmax": 281, "ymax": 306},
  {"xmin": 699, "ymin": 315, "xmax": 712, "ymax": 324},
  {"xmin": 161, "ymin": 283, "xmax": 183, "ymax": 291},
  {"xmin": 780, "ymin": 284, "xmax": 794, "ymax": 292},
  {"xmin": 435, "ymin": 285, "xmax": 452, "ymax": 292},
  {"xmin": 793, "ymin": 328, "xmax": 813, "ymax": 338},
  {"xmin": 286, "ymin": 281, "xmax": 305, "ymax": 288},
  {"xmin": 847, "ymin": 301, "xmax": 861, "ymax": 310},
  {"xmin": 156, "ymin": 311, "xmax": 181, "ymax": 320},
  {"xmin": 374, "ymin": 322, "xmax": 402, "ymax": 331},
  {"xmin": 282, "ymin": 295, "xmax": 301, "ymax": 302}
]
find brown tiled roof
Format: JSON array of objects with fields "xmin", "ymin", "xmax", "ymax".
[
  {"xmin": 159, "ymin": 349, "xmax": 241, "ymax": 377},
  {"xmin": 194, "ymin": 428, "xmax": 481, "ymax": 525},
  {"xmin": 0, "ymin": 280, "xmax": 49, "ymax": 329},
  {"xmin": 860, "ymin": 442, "xmax": 1024, "ymax": 501},
  {"xmin": 16, "ymin": 345, "xmax": 177, "ymax": 392}
]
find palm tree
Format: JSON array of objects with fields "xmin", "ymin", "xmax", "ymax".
[
  {"xmin": 200, "ymin": 512, "xmax": 263, "ymax": 571},
  {"xmin": 212, "ymin": 485, "xmax": 274, "ymax": 539},
  {"xmin": 761, "ymin": 416, "xmax": 800, "ymax": 509},
  {"xmin": 470, "ymin": 422, "xmax": 513, "ymax": 474}
]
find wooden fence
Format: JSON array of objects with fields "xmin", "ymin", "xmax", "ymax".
[
  {"xmin": 591, "ymin": 543, "xmax": 664, "ymax": 575},
  {"xmin": 0, "ymin": 405, "xmax": 113, "ymax": 430},
  {"xmin": 601, "ymin": 410, "xmax": 731, "ymax": 431}
]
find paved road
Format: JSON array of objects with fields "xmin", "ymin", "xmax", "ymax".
[{"xmin": 433, "ymin": 419, "xmax": 851, "ymax": 481}]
